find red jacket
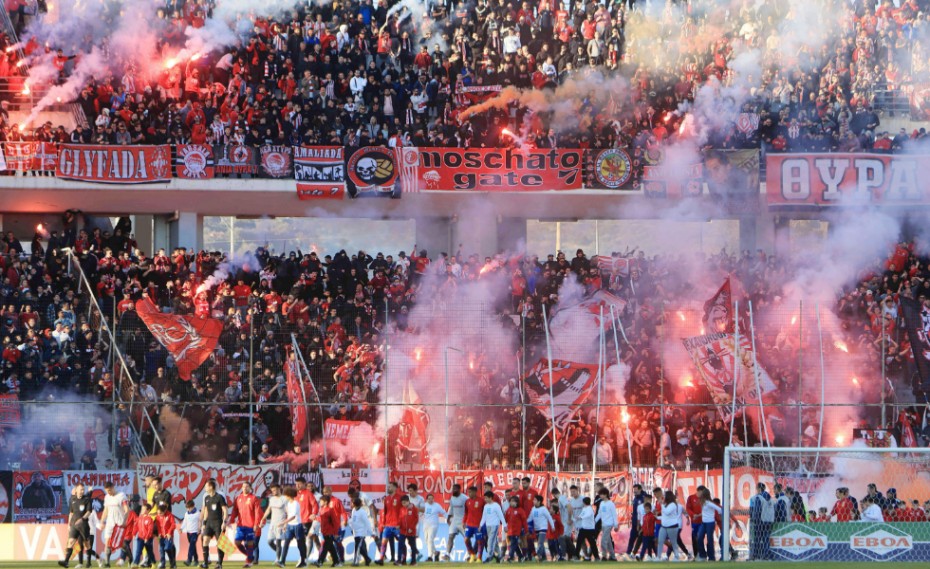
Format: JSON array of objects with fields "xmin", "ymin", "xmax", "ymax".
[
  {"xmin": 297, "ymin": 489, "xmax": 319, "ymax": 524},
  {"xmin": 319, "ymin": 505, "xmax": 340, "ymax": 537},
  {"xmin": 399, "ymin": 505, "xmax": 419, "ymax": 537},
  {"xmin": 641, "ymin": 512, "xmax": 656, "ymax": 536},
  {"xmin": 156, "ymin": 512, "xmax": 176, "ymax": 537},
  {"xmin": 124, "ymin": 510, "xmax": 139, "ymax": 541},
  {"xmin": 136, "ymin": 513, "xmax": 155, "ymax": 540},
  {"xmin": 685, "ymin": 494, "xmax": 702, "ymax": 520},
  {"xmin": 505, "ymin": 508, "xmax": 527, "ymax": 537}
]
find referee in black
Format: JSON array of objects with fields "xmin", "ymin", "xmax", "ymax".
[{"xmin": 60, "ymin": 482, "xmax": 93, "ymax": 568}]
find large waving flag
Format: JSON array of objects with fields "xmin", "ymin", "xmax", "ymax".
[
  {"xmin": 135, "ymin": 297, "xmax": 222, "ymax": 380},
  {"xmin": 522, "ymin": 359, "xmax": 600, "ymax": 429},
  {"xmin": 285, "ymin": 354, "xmax": 308, "ymax": 446}
]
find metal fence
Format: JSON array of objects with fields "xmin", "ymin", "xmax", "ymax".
[{"xmin": 0, "ymin": 257, "xmax": 915, "ymax": 475}]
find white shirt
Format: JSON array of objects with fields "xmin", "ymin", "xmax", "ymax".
[
  {"xmin": 423, "ymin": 503, "xmax": 446, "ymax": 527},
  {"xmin": 862, "ymin": 504, "xmax": 884, "ymax": 522},
  {"xmin": 701, "ymin": 501, "xmax": 722, "ymax": 523},
  {"xmin": 182, "ymin": 510, "xmax": 201, "ymax": 533},
  {"xmin": 448, "ymin": 494, "xmax": 467, "ymax": 523},
  {"xmin": 350, "ymin": 508, "xmax": 374, "ymax": 536},
  {"xmin": 595, "ymin": 500, "xmax": 617, "ymax": 527},
  {"xmin": 408, "ymin": 494, "xmax": 426, "ymax": 512},
  {"xmin": 528, "ymin": 506, "xmax": 555, "ymax": 533},
  {"xmin": 570, "ymin": 497, "xmax": 585, "ymax": 528},
  {"xmin": 577, "ymin": 505, "xmax": 595, "ymax": 530},
  {"xmin": 268, "ymin": 495, "xmax": 287, "ymax": 526},
  {"xmin": 480, "ymin": 502, "xmax": 506, "ymax": 528},
  {"xmin": 660, "ymin": 502, "xmax": 682, "ymax": 528},
  {"xmin": 557, "ymin": 495, "xmax": 573, "ymax": 531},
  {"xmin": 286, "ymin": 500, "xmax": 302, "ymax": 527},
  {"xmin": 103, "ymin": 492, "xmax": 128, "ymax": 527}
]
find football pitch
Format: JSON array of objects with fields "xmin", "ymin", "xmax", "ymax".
[{"xmin": 2, "ymin": 561, "xmax": 926, "ymax": 569}]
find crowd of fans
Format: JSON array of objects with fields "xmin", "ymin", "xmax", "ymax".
[
  {"xmin": 1, "ymin": 0, "xmax": 930, "ymax": 152},
  {"xmin": 2, "ymin": 212, "xmax": 929, "ymax": 471}
]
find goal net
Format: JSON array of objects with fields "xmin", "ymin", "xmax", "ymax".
[{"xmin": 722, "ymin": 446, "xmax": 930, "ymax": 562}]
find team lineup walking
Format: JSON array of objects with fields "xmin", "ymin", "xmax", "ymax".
[{"xmin": 63, "ymin": 475, "xmax": 734, "ymax": 568}]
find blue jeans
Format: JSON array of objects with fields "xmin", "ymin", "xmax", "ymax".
[
  {"xmin": 186, "ymin": 533, "xmax": 199, "ymax": 564},
  {"xmin": 279, "ymin": 524, "xmax": 307, "ymax": 564},
  {"xmin": 133, "ymin": 538, "xmax": 154, "ymax": 566},
  {"xmin": 691, "ymin": 522, "xmax": 704, "ymax": 559},
  {"xmin": 159, "ymin": 538, "xmax": 176, "ymax": 566},
  {"xmin": 507, "ymin": 536, "xmax": 521, "ymax": 560},
  {"xmin": 535, "ymin": 531, "xmax": 548, "ymax": 559},
  {"xmin": 697, "ymin": 522, "xmax": 716, "ymax": 561}
]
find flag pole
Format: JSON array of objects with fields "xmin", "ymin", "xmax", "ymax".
[
  {"xmin": 384, "ymin": 298, "xmax": 390, "ymax": 487},
  {"xmin": 729, "ymin": 301, "xmax": 740, "ymax": 446},
  {"xmin": 292, "ymin": 335, "xmax": 325, "ymax": 465},
  {"xmin": 592, "ymin": 306, "xmax": 605, "ymax": 492},
  {"xmin": 748, "ymin": 302, "xmax": 773, "ymax": 453},
  {"xmin": 542, "ymin": 303, "xmax": 560, "ymax": 474},
  {"xmin": 815, "ymin": 304, "xmax": 826, "ymax": 473}
]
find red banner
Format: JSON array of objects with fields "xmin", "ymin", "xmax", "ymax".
[
  {"xmin": 394, "ymin": 470, "xmax": 483, "ymax": 509},
  {"xmin": 56, "ymin": 144, "xmax": 172, "ymax": 183},
  {"xmin": 323, "ymin": 418, "xmax": 362, "ymax": 443},
  {"xmin": 406, "ymin": 148, "xmax": 583, "ymax": 191},
  {"xmin": 550, "ymin": 471, "xmax": 632, "ymax": 525},
  {"xmin": 482, "ymin": 470, "xmax": 550, "ymax": 501},
  {"xmin": 175, "ymin": 144, "xmax": 215, "ymax": 179},
  {"xmin": 134, "ymin": 297, "xmax": 222, "ymax": 380},
  {"xmin": 285, "ymin": 358, "xmax": 307, "ymax": 446},
  {"xmin": 1, "ymin": 142, "xmax": 59, "ymax": 171},
  {"xmin": 767, "ymin": 153, "xmax": 930, "ymax": 205},
  {"xmin": 12, "ymin": 470, "xmax": 66, "ymax": 523},
  {"xmin": 0, "ymin": 394, "xmax": 21, "ymax": 426},
  {"xmin": 296, "ymin": 183, "xmax": 345, "ymax": 199}
]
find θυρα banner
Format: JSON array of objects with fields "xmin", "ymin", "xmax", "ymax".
[
  {"xmin": 56, "ymin": 144, "xmax": 172, "ymax": 183},
  {"xmin": 767, "ymin": 152, "xmax": 930, "ymax": 205}
]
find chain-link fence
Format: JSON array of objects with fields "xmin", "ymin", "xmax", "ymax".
[{"xmin": 0, "ymin": 256, "xmax": 918, "ymax": 475}]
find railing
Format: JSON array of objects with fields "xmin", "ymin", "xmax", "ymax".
[{"xmin": 68, "ymin": 251, "xmax": 164, "ymax": 458}]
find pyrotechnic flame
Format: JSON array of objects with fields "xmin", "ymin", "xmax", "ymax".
[
  {"xmin": 791, "ymin": 316, "xmax": 797, "ymax": 325},
  {"xmin": 191, "ymin": 53, "xmax": 202, "ymax": 61},
  {"xmin": 4, "ymin": 47, "xmax": 12, "ymax": 53},
  {"xmin": 834, "ymin": 340, "xmax": 849, "ymax": 353},
  {"xmin": 501, "ymin": 128, "xmax": 514, "ymax": 138},
  {"xmin": 664, "ymin": 114, "xmax": 672, "ymax": 124},
  {"xmin": 165, "ymin": 58, "xmax": 178, "ymax": 69},
  {"xmin": 835, "ymin": 435, "xmax": 845, "ymax": 445},
  {"xmin": 851, "ymin": 377, "xmax": 859, "ymax": 386},
  {"xmin": 469, "ymin": 359, "xmax": 475, "ymax": 371},
  {"xmin": 37, "ymin": 224, "xmax": 44, "ymax": 232},
  {"xmin": 621, "ymin": 411, "xmax": 630, "ymax": 424},
  {"xmin": 479, "ymin": 264, "xmax": 491, "ymax": 275},
  {"xmin": 372, "ymin": 442, "xmax": 380, "ymax": 456},
  {"xmin": 414, "ymin": 348, "xmax": 422, "ymax": 361},
  {"xmin": 677, "ymin": 311, "xmax": 686, "ymax": 322},
  {"xmin": 15, "ymin": 60, "xmax": 26, "ymax": 68}
]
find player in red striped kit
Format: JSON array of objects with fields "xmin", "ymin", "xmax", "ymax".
[
  {"xmin": 374, "ymin": 482, "xmax": 403, "ymax": 566},
  {"xmin": 230, "ymin": 482, "xmax": 264, "ymax": 567},
  {"xmin": 463, "ymin": 486, "xmax": 485, "ymax": 563}
]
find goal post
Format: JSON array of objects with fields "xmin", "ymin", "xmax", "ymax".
[{"xmin": 723, "ymin": 446, "xmax": 930, "ymax": 562}]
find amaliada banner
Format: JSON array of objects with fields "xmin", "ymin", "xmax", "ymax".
[{"xmin": 56, "ymin": 144, "xmax": 172, "ymax": 183}]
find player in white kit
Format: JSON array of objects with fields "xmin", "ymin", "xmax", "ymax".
[
  {"xmin": 443, "ymin": 484, "xmax": 467, "ymax": 561},
  {"xmin": 99, "ymin": 481, "xmax": 129, "ymax": 568},
  {"xmin": 260, "ymin": 484, "xmax": 288, "ymax": 560}
]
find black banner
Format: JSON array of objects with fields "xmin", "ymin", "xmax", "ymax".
[
  {"xmin": 344, "ymin": 146, "xmax": 401, "ymax": 198},
  {"xmin": 0, "ymin": 470, "xmax": 10, "ymax": 523},
  {"xmin": 213, "ymin": 144, "xmax": 258, "ymax": 176},
  {"xmin": 260, "ymin": 145, "xmax": 293, "ymax": 178},
  {"xmin": 901, "ymin": 297, "xmax": 930, "ymax": 389}
]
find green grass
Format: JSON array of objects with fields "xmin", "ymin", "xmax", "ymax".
[{"xmin": 2, "ymin": 561, "xmax": 926, "ymax": 569}]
